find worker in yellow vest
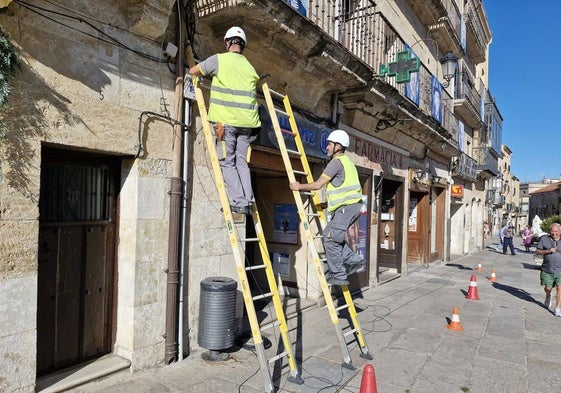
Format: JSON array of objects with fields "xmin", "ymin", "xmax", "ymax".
[
  {"xmin": 290, "ymin": 130, "xmax": 365, "ymax": 285},
  {"xmin": 189, "ymin": 27, "xmax": 261, "ymax": 215}
]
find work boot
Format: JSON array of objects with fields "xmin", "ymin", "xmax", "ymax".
[{"xmin": 345, "ymin": 260, "xmax": 365, "ymax": 276}]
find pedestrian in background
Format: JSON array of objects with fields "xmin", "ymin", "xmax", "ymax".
[
  {"xmin": 290, "ymin": 129, "xmax": 365, "ymax": 286},
  {"xmin": 501, "ymin": 222, "xmax": 516, "ymax": 255},
  {"xmin": 189, "ymin": 26, "xmax": 261, "ymax": 215},
  {"xmin": 536, "ymin": 223, "xmax": 561, "ymax": 317},
  {"xmin": 521, "ymin": 225, "xmax": 533, "ymax": 253}
]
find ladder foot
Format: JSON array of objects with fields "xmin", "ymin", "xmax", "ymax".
[
  {"xmin": 360, "ymin": 351, "xmax": 373, "ymax": 360},
  {"xmin": 341, "ymin": 361, "xmax": 356, "ymax": 371},
  {"xmin": 287, "ymin": 374, "xmax": 304, "ymax": 385}
]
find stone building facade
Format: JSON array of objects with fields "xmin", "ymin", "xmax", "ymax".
[
  {"xmin": 0, "ymin": 1, "xmax": 500, "ymax": 391},
  {"xmin": 0, "ymin": 1, "xmax": 180, "ymax": 391}
]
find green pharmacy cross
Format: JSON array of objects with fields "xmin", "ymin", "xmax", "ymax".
[{"xmin": 379, "ymin": 50, "xmax": 420, "ymax": 83}]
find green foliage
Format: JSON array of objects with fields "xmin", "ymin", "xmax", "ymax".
[
  {"xmin": 541, "ymin": 215, "xmax": 561, "ymax": 234},
  {"xmin": 0, "ymin": 23, "xmax": 21, "ymax": 110}
]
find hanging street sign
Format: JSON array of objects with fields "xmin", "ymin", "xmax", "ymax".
[{"xmin": 379, "ymin": 49, "xmax": 420, "ymax": 83}]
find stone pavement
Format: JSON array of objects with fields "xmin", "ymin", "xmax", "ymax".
[{"xmin": 56, "ymin": 237, "xmax": 561, "ymax": 393}]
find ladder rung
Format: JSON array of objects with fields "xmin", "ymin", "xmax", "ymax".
[
  {"xmin": 245, "ymin": 264, "xmax": 267, "ymax": 271},
  {"xmin": 300, "ymin": 191, "xmax": 313, "ymax": 195},
  {"xmin": 286, "ymin": 149, "xmax": 301, "ymax": 156},
  {"xmin": 252, "ymin": 292, "xmax": 273, "ymax": 301},
  {"xmin": 261, "ymin": 320, "xmax": 280, "ymax": 332},
  {"xmin": 313, "ymin": 235, "xmax": 323, "ymax": 239},
  {"xmin": 293, "ymin": 170, "xmax": 307, "ymax": 176},
  {"xmin": 307, "ymin": 213, "xmax": 320, "ymax": 217},
  {"xmin": 343, "ymin": 328, "xmax": 358, "ymax": 338},
  {"xmin": 335, "ymin": 304, "xmax": 350, "ymax": 312},
  {"xmin": 241, "ymin": 237, "xmax": 259, "ymax": 242},
  {"xmin": 268, "ymin": 350, "xmax": 289, "ymax": 364},
  {"xmin": 268, "ymin": 88, "xmax": 285, "ymax": 99},
  {"xmin": 275, "ymin": 108, "xmax": 289, "ymax": 117}
]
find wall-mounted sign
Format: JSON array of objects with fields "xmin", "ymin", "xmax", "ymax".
[
  {"xmin": 257, "ymin": 106, "xmax": 331, "ymax": 160},
  {"xmin": 451, "ymin": 184, "xmax": 464, "ymax": 198},
  {"xmin": 283, "ymin": 0, "xmax": 307, "ymax": 16},
  {"xmin": 379, "ymin": 50, "xmax": 420, "ymax": 83}
]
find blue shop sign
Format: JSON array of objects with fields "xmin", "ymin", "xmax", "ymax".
[
  {"xmin": 257, "ymin": 105, "xmax": 331, "ymax": 160},
  {"xmin": 283, "ymin": 0, "xmax": 307, "ymax": 16}
]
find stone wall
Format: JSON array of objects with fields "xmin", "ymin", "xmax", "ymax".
[{"xmin": 0, "ymin": 1, "xmax": 178, "ymax": 390}]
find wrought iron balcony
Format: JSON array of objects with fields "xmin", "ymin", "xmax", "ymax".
[
  {"xmin": 464, "ymin": 0, "xmax": 488, "ymax": 63},
  {"xmin": 474, "ymin": 146, "xmax": 499, "ymax": 177},
  {"xmin": 452, "ymin": 152, "xmax": 477, "ymax": 181},
  {"xmin": 454, "ymin": 69, "xmax": 483, "ymax": 128},
  {"xmin": 428, "ymin": 0, "xmax": 463, "ymax": 58},
  {"xmin": 486, "ymin": 189, "xmax": 505, "ymax": 206},
  {"xmin": 195, "ymin": 0, "xmax": 461, "ymax": 154},
  {"xmin": 404, "ymin": 0, "xmax": 446, "ymax": 25}
]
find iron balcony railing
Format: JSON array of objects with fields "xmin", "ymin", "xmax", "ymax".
[
  {"xmin": 455, "ymin": 70, "xmax": 482, "ymax": 116},
  {"xmin": 437, "ymin": 0, "xmax": 462, "ymax": 44},
  {"xmin": 453, "ymin": 152, "xmax": 477, "ymax": 181},
  {"xmin": 474, "ymin": 146, "xmax": 499, "ymax": 176},
  {"xmin": 464, "ymin": 0, "xmax": 486, "ymax": 58},
  {"xmin": 196, "ymin": 0, "xmax": 457, "ymax": 131}
]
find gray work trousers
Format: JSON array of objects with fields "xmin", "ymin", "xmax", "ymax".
[
  {"xmin": 217, "ymin": 125, "xmax": 254, "ymax": 208},
  {"xmin": 323, "ymin": 202, "xmax": 363, "ymax": 280}
]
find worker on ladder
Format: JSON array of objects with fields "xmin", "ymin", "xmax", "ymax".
[
  {"xmin": 189, "ymin": 26, "xmax": 261, "ymax": 215},
  {"xmin": 289, "ymin": 129, "xmax": 366, "ymax": 285}
]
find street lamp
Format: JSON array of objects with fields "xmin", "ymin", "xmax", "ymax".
[{"xmin": 439, "ymin": 52, "xmax": 458, "ymax": 88}]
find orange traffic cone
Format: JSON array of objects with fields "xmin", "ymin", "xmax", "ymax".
[
  {"xmin": 359, "ymin": 364, "xmax": 378, "ymax": 393},
  {"xmin": 465, "ymin": 274, "xmax": 480, "ymax": 300},
  {"xmin": 447, "ymin": 307, "xmax": 464, "ymax": 331},
  {"xmin": 489, "ymin": 269, "xmax": 497, "ymax": 282},
  {"xmin": 476, "ymin": 261, "xmax": 483, "ymax": 271}
]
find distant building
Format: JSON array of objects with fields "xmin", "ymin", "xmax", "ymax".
[{"xmin": 529, "ymin": 181, "xmax": 561, "ymax": 222}]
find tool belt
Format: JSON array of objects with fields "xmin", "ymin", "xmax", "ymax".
[{"xmin": 214, "ymin": 122, "xmax": 226, "ymax": 161}]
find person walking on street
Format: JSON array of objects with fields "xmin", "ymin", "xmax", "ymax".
[
  {"xmin": 522, "ymin": 225, "xmax": 533, "ymax": 253},
  {"xmin": 289, "ymin": 130, "xmax": 365, "ymax": 286},
  {"xmin": 536, "ymin": 223, "xmax": 561, "ymax": 316},
  {"xmin": 501, "ymin": 222, "xmax": 516, "ymax": 255},
  {"xmin": 189, "ymin": 26, "xmax": 260, "ymax": 215}
]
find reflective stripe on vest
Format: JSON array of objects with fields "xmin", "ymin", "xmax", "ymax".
[
  {"xmin": 326, "ymin": 155, "xmax": 362, "ymax": 212},
  {"xmin": 208, "ymin": 52, "xmax": 261, "ymax": 128}
]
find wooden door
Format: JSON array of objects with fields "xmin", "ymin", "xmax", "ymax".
[
  {"xmin": 37, "ymin": 149, "xmax": 118, "ymax": 376},
  {"xmin": 407, "ymin": 192, "xmax": 429, "ymax": 263},
  {"xmin": 430, "ymin": 188, "xmax": 446, "ymax": 262}
]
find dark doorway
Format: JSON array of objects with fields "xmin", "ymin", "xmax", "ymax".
[
  {"xmin": 377, "ymin": 178, "xmax": 404, "ymax": 273},
  {"xmin": 37, "ymin": 148, "xmax": 119, "ymax": 376}
]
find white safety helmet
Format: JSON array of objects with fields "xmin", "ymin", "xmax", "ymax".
[
  {"xmin": 224, "ymin": 26, "xmax": 247, "ymax": 46},
  {"xmin": 327, "ymin": 129, "xmax": 350, "ymax": 148}
]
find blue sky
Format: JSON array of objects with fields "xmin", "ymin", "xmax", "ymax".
[{"xmin": 483, "ymin": 1, "xmax": 561, "ymax": 183}]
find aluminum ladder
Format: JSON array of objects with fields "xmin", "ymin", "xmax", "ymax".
[
  {"xmin": 190, "ymin": 75, "xmax": 302, "ymax": 392},
  {"xmin": 262, "ymin": 82, "xmax": 373, "ymax": 368}
]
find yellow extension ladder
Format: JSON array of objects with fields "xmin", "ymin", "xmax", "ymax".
[
  {"xmin": 262, "ymin": 83, "xmax": 372, "ymax": 368},
  {"xmin": 190, "ymin": 76, "xmax": 303, "ymax": 392}
]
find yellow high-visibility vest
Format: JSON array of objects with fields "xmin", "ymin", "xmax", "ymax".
[
  {"xmin": 208, "ymin": 52, "xmax": 261, "ymax": 128},
  {"xmin": 326, "ymin": 155, "xmax": 362, "ymax": 212}
]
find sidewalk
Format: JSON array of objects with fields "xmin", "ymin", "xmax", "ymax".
[{"xmin": 60, "ymin": 237, "xmax": 561, "ymax": 393}]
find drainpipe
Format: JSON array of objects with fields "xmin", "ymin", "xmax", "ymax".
[
  {"xmin": 165, "ymin": 0, "xmax": 186, "ymax": 364},
  {"xmin": 178, "ymin": 97, "xmax": 191, "ymax": 360}
]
